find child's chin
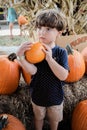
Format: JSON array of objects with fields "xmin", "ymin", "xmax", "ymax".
[
  {"xmin": 40, "ymin": 40, "xmax": 48, "ymax": 44},
  {"xmin": 39, "ymin": 38, "xmax": 46, "ymax": 43}
]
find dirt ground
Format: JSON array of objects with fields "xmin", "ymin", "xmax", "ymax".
[
  {"xmin": 0, "ymin": 23, "xmax": 34, "ymax": 47},
  {"xmin": 0, "ymin": 35, "xmax": 29, "ymax": 46}
]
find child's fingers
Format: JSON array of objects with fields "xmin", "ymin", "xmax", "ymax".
[
  {"xmin": 42, "ymin": 43, "xmax": 50, "ymax": 51},
  {"xmin": 23, "ymin": 42, "xmax": 33, "ymax": 47},
  {"xmin": 21, "ymin": 42, "xmax": 33, "ymax": 50},
  {"xmin": 41, "ymin": 47, "xmax": 47, "ymax": 53}
]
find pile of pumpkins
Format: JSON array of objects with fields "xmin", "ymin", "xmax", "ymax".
[{"xmin": 0, "ymin": 40, "xmax": 87, "ymax": 130}]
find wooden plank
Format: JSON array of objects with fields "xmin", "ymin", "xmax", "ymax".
[{"xmin": 56, "ymin": 34, "xmax": 87, "ymax": 51}]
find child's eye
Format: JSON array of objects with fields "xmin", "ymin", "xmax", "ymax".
[
  {"xmin": 47, "ymin": 28, "xmax": 51, "ymax": 31},
  {"xmin": 46, "ymin": 27, "xmax": 53, "ymax": 32},
  {"xmin": 37, "ymin": 26, "xmax": 41, "ymax": 29}
]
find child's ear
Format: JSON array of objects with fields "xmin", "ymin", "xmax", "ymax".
[
  {"xmin": 59, "ymin": 31, "xmax": 63, "ymax": 36},
  {"xmin": 57, "ymin": 31, "xmax": 62, "ymax": 37}
]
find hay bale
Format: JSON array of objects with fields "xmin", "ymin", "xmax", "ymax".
[{"xmin": 64, "ymin": 75, "xmax": 87, "ymax": 116}]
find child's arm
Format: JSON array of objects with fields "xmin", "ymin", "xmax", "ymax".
[
  {"xmin": 42, "ymin": 44, "xmax": 68, "ymax": 81},
  {"xmin": 16, "ymin": 42, "xmax": 37, "ymax": 75},
  {"xmin": 47, "ymin": 57, "xmax": 68, "ymax": 81}
]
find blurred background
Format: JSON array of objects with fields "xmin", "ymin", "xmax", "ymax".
[{"xmin": 0, "ymin": 0, "xmax": 87, "ymax": 38}]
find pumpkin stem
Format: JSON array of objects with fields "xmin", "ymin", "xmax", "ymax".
[
  {"xmin": 66, "ymin": 44, "xmax": 73, "ymax": 55},
  {"xmin": 0, "ymin": 115, "xmax": 8, "ymax": 130},
  {"xmin": 8, "ymin": 53, "xmax": 17, "ymax": 61}
]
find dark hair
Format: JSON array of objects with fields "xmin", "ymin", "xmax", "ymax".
[{"xmin": 35, "ymin": 9, "xmax": 67, "ymax": 31}]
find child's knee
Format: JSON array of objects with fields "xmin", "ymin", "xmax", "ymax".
[
  {"xmin": 47, "ymin": 102, "xmax": 63, "ymax": 122},
  {"xmin": 32, "ymin": 101, "xmax": 46, "ymax": 120}
]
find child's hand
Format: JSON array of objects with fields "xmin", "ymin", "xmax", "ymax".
[
  {"xmin": 17, "ymin": 42, "xmax": 33, "ymax": 56},
  {"xmin": 42, "ymin": 43, "xmax": 52, "ymax": 61}
]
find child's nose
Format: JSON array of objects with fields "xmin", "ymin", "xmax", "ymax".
[{"xmin": 40, "ymin": 29, "xmax": 46, "ymax": 34}]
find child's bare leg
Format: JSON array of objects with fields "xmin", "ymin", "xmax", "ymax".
[
  {"xmin": 9, "ymin": 22, "xmax": 14, "ymax": 38},
  {"xmin": 32, "ymin": 102, "xmax": 46, "ymax": 130},
  {"xmin": 34, "ymin": 118, "xmax": 44, "ymax": 130},
  {"xmin": 49, "ymin": 120, "xmax": 59, "ymax": 130},
  {"xmin": 47, "ymin": 103, "xmax": 63, "ymax": 130},
  {"xmin": 19, "ymin": 25, "xmax": 22, "ymax": 36}
]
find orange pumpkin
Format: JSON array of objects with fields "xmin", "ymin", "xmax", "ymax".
[
  {"xmin": 25, "ymin": 42, "xmax": 45, "ymax": 63},
  {"xmin": 65, "ymin": 45, "xmax": 85, "ymax": 82},
  {"xmin": 21, "ymin": 67, "xmax": 31, "ymax": 84},
  {"xmin": 17, "ymin": 61, "xmax": 31, "ymax": 84},
  {"xmin": 0, "ymin": 114, "xmax": 25, "ymax": 130},
  {"xmin": 69, "ymin": 36, "xmax": 87, "ymax": 74},
  {"xmin": 18, "ymin": 15, "xmax": 28, "ymax": 25},
  {"xmin": 72, "ymin": 100, "xmax": 87, "ymax": 130},
  {"xmin": 81, "ymin": 47, "xmax": 87, "ymax": 74},
  {"xmin": 0, "ymin": 53, "xmax": 21, "ymax": 94}
]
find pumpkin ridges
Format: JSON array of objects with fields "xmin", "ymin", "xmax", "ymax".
[
  {"xmin": 69, "ymin": 36, "xmax": 87, "ymax": 75},
  {"xmin": 22, "ymin": 68, "xmax": 31, "ymax": 84},
  {"xmin": 17, "ymin": 61, "xmax": 31, "ymax": 84},
  {"xmin": 65, "ymin": 45, "xmax": 85, "ymax": 82},
  {"xmin": 25, "ymin": 42, "xmax": 45, "ymax": 63},
  {"xmin": 72, "ymin": 100, "xmax": 87, "ymax": 130},
  {"xmin": 0, "ymin": 54, "xmax": 21, "ymax": 94}
]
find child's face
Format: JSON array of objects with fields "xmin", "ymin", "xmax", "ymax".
[{"xmin": 37, "ymin": 26, "xmax": 59, "ymax": 44}]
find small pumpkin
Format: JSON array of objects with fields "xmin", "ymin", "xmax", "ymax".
[
  {"xmin": 72, "ymin": 100, "xmax": 87, "ymax": 130},
  {"xmin": 81, "ymin": 47, "xmax": 87, "ymax": 74},
  {"xmin": 18, "ymin": 15, "xmax": 28, "ymax": 25},
  {"xmin": 65, "ymin": 45, "xmax": 85, "ymax": 82},
  {"xmin": 0, "ymin": 114, "xmax": 26, "ymax": 130},
  {"xmin": 0, "ymin": 53, "xmax": 21, "ymax": 94},
  {"xmin": 25, "ymin": 42, "xmax": 45, "ymax": 63}
]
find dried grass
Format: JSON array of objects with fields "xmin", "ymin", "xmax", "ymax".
[{"xmin": 0, "ymin": 0, "xmax": 87, "ymax": 38}]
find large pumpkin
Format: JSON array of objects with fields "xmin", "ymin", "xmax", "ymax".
[
  {"xmin": 0, "ymin": 53, "xmax": 21, "ymax": 94},
  {"xmin": 17, "ymin": 61, "xmax": 31, "ymax": 84},
  {"xmin": 70, "ymin": 36, "xmax": 87, "ymax": 74},
  {"xmin": 18, "ymin": 15, "xmax": 28, "ymax": 25},
  {"xmin": 25, "ymin": 42, "xmax": 45, "ymax": 63},
  {"xmin": 0, "ymin": 114, "xmax": 25, "ymax": 130},
  {"xmin": 72, "ymin": 100, "xmax": 87, "ymax": 130},
  {"xmin": 65, "ymin": 45, "xmax": 85, "ymax": 82},
  {"xmin": 21, "ymin": 67, "xmax": 31, "ymax": 84},
  {"xmin": 81, "ymin": 47, "xmax": 87, "ymax": 74}
]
